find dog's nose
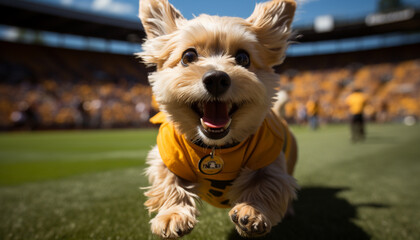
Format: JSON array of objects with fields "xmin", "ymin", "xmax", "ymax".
[{"xmin": 202, "ymin": 70, "xmax": 231, "ymax": 97}]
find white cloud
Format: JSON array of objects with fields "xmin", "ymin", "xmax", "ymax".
[
  {"xmin": 295, "ymin": 0, "xmax": 318, "ymax": 6},
  {"xmin": 60, "ymin": 0, "xmax": 73, "ymax": 6},
  {"xmin": 92, "ymin": 0, "xmax": 111, "ymax": 10},
  {"xmin": 91, "ymin": 0, "xmax": 133, "ymax": 15},
  {"xmin": 2, "ymin": 26, "xmax": 19, "ymax": 41}
]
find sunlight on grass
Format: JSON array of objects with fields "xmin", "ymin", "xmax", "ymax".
[
  {"xmin": 0, "ymin": 124, "xmax": 419, "ymax": 240},
  {"xmin": 0, "ymin": 129, "xmax": 157, "ymax": 185}
]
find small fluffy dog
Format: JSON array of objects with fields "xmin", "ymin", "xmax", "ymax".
[{"xmin": 138, "ymin": 0, "xmax": 298, "ymax": 238}]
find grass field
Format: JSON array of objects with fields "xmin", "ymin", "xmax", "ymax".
[{"xmin": 0, "ymin": 124, "xmax": 419, "ymax": 240}]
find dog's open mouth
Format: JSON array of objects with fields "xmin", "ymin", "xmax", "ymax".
[{"xmin": 192, "ymin": 101, "xmax": 238, "ymax": 140}]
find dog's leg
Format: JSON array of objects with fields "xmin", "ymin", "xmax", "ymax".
[
  {"xmin": 144, "ymin": 146, "xmax": 199, "ymax": 239},
  {"xmin": 228, "ymin": 153, "xmax": 298, "ymax": 237}
]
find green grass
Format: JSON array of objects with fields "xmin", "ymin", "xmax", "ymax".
[
  {"xmin": 0, "ymin": 130, "xmax": 157, "ymax": 185},
  {"xmin": 0, "ymin": 124, "xmax": 419, "ymax": 240}
]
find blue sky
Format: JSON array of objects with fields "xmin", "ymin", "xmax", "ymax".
[
  {"xmin": 4, "ymin": 0, "xmax": 419, "ymax": 56},
  {"xmin": 26, "ymin": 0, "xmax": 420, "ymax": 26}
]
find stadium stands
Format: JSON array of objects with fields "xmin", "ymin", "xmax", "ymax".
[
  {"xmin": 0, "ymin": 41, "xmax": 153, "ymax": 130},
  {"xmin": 277, "ymin": 43, "xmax": 420, "ymax": 123},
  {"xmin": 1, "ymin": 40, "xmax": 419, "ymax": 130},
  {"xmin": 0, "ymin": 0, "xmax": 419, "ymax": 130}
]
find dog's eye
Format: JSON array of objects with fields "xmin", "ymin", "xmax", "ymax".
[
  {"xmin": 181, "ymin": 48, "xmax": 198, "ymax": 66},
  {"xmin": 235, "ymin": 50, "xmax": 250, "ymax": 68}
]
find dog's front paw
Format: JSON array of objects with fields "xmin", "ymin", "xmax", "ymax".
[
  {"xmin": 150, "ymin": 207, "xmax": 197, "ymax": 239},
  {"xmin": 229, "ymin": 203, "xmax": 271, "ymax": 237}
]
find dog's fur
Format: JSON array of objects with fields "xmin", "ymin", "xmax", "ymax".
[{"xmin": 138, "ymin": 0, "xmax": 298, "ymax": 238}]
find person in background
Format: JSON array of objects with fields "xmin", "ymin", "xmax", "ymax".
[
  {"xmin": 345, "ymin": 88, "xmax": 368, "ymax": 142},
  {"xmin": 296, "ymin": 103, "xmax": 307, "ymax": 126},
  {"xmin": 306, "ymin": 97, "xmax": 320, "ymax": 130},
  {"xmin": 377, "ymin": 100, "xmax": 389, "ymax": 123}
]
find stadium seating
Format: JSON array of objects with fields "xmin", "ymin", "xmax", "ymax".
[
  {"xmin": 1, "ymin": 41, "xmax": 419, "ymax": 129},
  {"xmin": 0, "ymin": 41, "xmax": 153, "ymax": 130},
  {"xmin": 277, "ymin": 44, "xmax": 420, "ymax": 124}
]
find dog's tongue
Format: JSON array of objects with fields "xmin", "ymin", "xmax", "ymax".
[{"xmin": 202, "ymin": 101, "xmax": 230, "ymax": 128}]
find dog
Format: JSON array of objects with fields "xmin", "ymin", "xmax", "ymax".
[{"xmin": 138, "ymin": 0, "xmax": 298, "ymax": 238}]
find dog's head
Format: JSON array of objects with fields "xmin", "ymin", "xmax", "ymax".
[{"xmin": 138, "ymin": 0, "xmax": 295, "ymax": 146}]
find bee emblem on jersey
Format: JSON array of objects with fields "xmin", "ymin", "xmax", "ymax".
[{"xmin": 199, "ymin": 154, "xmax": 224, "ymax": 175}]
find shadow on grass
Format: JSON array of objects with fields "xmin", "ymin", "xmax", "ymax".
[{"xmin": 229, "ymin": 187, "xmax": 388, "ymax": 240}]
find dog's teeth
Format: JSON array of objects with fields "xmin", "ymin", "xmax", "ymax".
[
  {"xmin": 200, "ymin": 117, "xmax": 232, "ymax": 133},
  {"xmin": 200, "ymin": 118, "xmax": 209, "ymax": 130},
  {"xmin": 224, "ymin": 118, "xmax": 232, "ymax": 130}
]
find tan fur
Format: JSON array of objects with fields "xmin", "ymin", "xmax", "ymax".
[
  {"xmin": 227, "ymin": 153, "xmax": 298, "ymax": 237},
  {"xmin": 138, "ymin": 0, "xmax": 298, "ymax": 238},
  {"xmin": 144, "ymin": 147, "xmax": 199, "ymax": 238}
]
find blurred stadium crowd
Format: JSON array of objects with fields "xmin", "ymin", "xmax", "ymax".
[
  {"xmin": 0, "ymin": 42, "xmax": 154, "ymax": 130},
  {"xmin": 0, "ymin": 41, "xmax": 419, "ymax": 130},
  {"xmin": 277, "ymin": 44, "xmax": 420, "ymax": 125}
]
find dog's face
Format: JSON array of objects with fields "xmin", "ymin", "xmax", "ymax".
[{"xmin": 138, "ymin": 0, "xmax": 295, "ymax": 146}]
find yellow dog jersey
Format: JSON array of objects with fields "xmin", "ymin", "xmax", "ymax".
[{"xmin": 150, "ymin": 110, "xmax": 293, "ymax": 208}]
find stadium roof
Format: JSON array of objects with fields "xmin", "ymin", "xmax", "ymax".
[
  {"xmin": 297, "ymin": 9, "xmax": 420, "ymax": 42},
  {"xmin": 0, "ymin": 0, "xmax": 145, "ymax": 42},
  {"xmin": 0, "ymin": 0, "xmax": 419, "ymax": 43}
]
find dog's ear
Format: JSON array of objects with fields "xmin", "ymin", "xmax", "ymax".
[
  {"xmin": 139, "ymin": 0, "xmax": 185, "ymax": 39},
  {"xmin": 138, "ymin": 0, "xmax": 185, "ymax": 68},
  {"xmin": 247, "ymin": 0, "xmax": 296, "ymax": 67}
]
